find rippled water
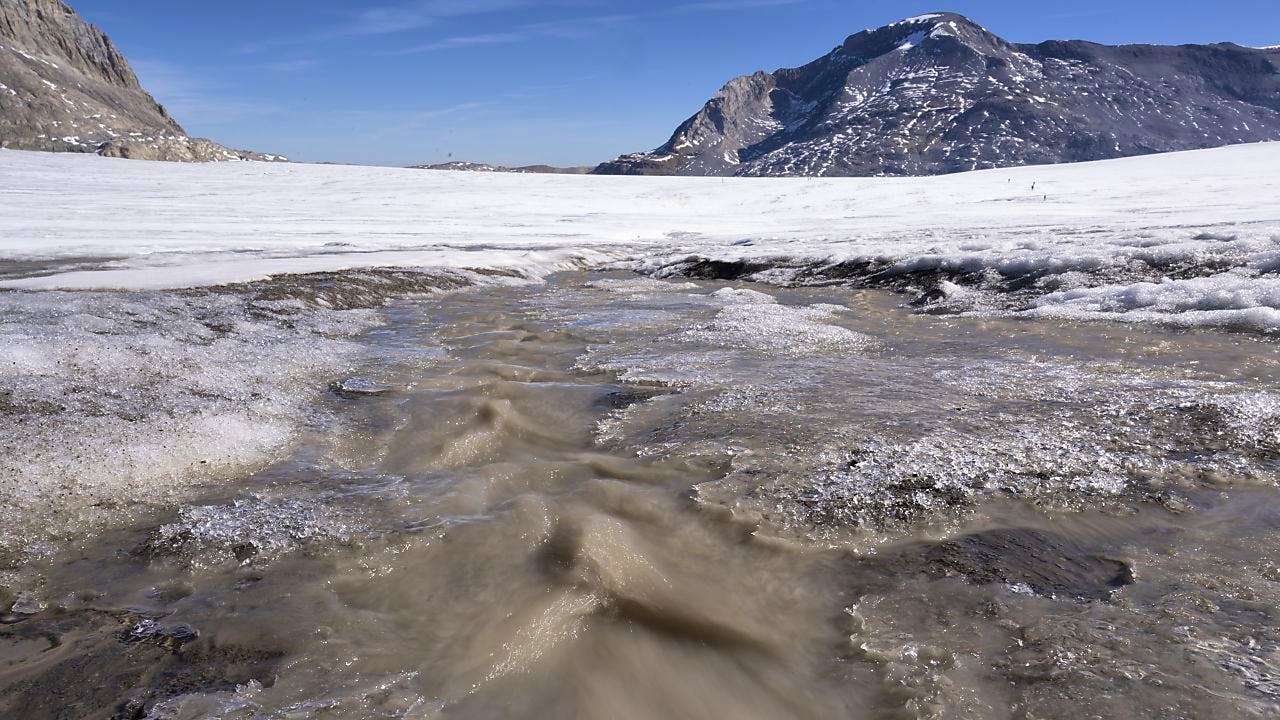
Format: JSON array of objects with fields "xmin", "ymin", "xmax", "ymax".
[{"xmin": 2, "ymin": 272, "xmax": 1279, "ymax": 719}]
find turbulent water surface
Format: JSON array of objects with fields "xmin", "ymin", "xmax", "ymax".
[{"xmin": 2, "ymin": 271, "xmax": 1279, "ymax": 719}]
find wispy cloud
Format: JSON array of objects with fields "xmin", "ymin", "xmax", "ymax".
[
  {"xmin": 248, "ymin": 0, "xmax": 808, "ymax": 55},
  {"xmin": 350, "ymin": 0, "xmax": 533, "ymax": 36},
  {"xmin": 265, "ymin": 58, "xmax": 319, "ymax": 74},
  {"xmin": 1037, "ymin": 9, "xmax": 1124, "ymax": 21},
  {"xmin": 385, "ymin": 13, "xmax": 632, "ymax": 55},
  {"xmin": 523, "ymin": 13, "xmax": 637, "ymax": 38},
  {"xmin": 381, "ymin": 0, "xmax": 803, "ymax": 56},
  {"xmin": 384, "ymin": 31, "xmax": 527, "ymax": 54},
  {"xmin": 336, "ymin": 101, "xmax": 507, "ymax": 141},
  {"xmin": 131, "ymin": 59, "xmax": 280, "ymax": 126},
  {"xmin": 240, "ymin": 0, "xmax": 537, "ymax": 53},
  {"xmin": 675, "ymin": 0, "xmax": 807, "ymax": 12}
]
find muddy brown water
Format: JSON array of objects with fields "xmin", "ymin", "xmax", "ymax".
[{"xmin": 2, "ymin": 272, "xmax": 1279, "ymax": 719}]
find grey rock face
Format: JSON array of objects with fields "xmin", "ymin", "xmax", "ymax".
[
  {"xmin": 97, "ymin": 136, "xmax": 287, "ymax": 163},
  {"xmin": 0, "ymin": 0, "xmax": 283, "ymax": 161},
  {"xmin": 596, "ymin": 13, "xmax": 1280, "ymax": 177}
]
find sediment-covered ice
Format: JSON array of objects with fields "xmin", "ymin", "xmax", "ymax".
[
  {"xmin": 0, "ymin": 288, "xmax": 378, "ymax": 563},
  {"xmin": 0, "ymin": 141, "xmax": 1278, "ymax": 566},
  {"xmin": 0, "ymin": 264, "xmax": 530, "ymax": 566},
  {"xmin": 569, "ymin": 277, "xmax": 1280, "ymax": 534},
  {"xmin": 576, "ymin": 286, "xmax": 871, "ymax": 386}
]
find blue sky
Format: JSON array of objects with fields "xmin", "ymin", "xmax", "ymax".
[{"xmin": 72, "ymin": 1, "xmax": 1280, "ymax": 167}]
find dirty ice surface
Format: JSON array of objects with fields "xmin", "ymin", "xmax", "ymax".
[
  {"xmin": 1, "ymin": 143, "xmax": 1279, "ymax": 719},
  {"xmin": 1, "ymin": 275, "xmax": 1278, "ymax": 720}
]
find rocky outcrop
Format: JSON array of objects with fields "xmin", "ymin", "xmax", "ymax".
[
  {"xmin": 97, "ymin": 137, "xmax": 286, "ymax": 163},
  {"xmin": 0, "ymin": 0, "xmax": 282, "ymax": 161},
  {"xmin": 413, "ymin": 160, "xmax": 593, "ymax": 174},
  {"xmin": 596, "ymin": 12, "xmax": 1280, "ymax": 176},
  {"xmin": 0, "ymin": 0, "xmax": 142, "ymax": 87}
]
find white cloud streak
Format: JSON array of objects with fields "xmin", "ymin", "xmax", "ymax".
[
  {"xmin": 131, "ymin": 59, "xmax": 280, "ymax": 126},
  {"xmin": 350, "ymin": 0, "xmax": 534, "ymax": 36},
  {"xmin": 381, "ymin": 1, "xmax": 806, "ymax": 55}
]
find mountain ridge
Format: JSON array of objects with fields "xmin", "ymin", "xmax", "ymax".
[
  {"xmin": 411, "ymin": 161, "xmax": 593, "ymax": 174},
  {"xmin": 0, "ymin": 0, "xmax": 282, "ymax": 161},
  {"xmin": 595, "ymin": 12, "xmax": 1280, "ymax": 177}
]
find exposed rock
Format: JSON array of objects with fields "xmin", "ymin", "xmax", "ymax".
[
  {"xmin": 596, "ymin": 12, "xmax": 1280, "ymax": 176},
  {"xmin": 413, "ymin": 160, "xmax": 593, "ymax": 174},
  {"xmin": 0, "ymin": 0, "xmax": 283, "ymax": 162},
  {"xmin": 0, "ymin": 606, "xmax": 282, "ymax": 720},
  {"xmin": 121, "ymin": 618, "xmax": 200, "ymax": 651},
  {"xmin": 98, "ymin": 137, "xmax": 285, "ymax": 163},
  {"xmin": 330, "ymin": 376, "xmax": 393, "ymax": 397},
  {"xmin": 7, "ymin": 590, "xmax": 44, "ymax": 615},
  {"xmin": 895, "ymin": 528, "xmax": 1135, "ymax": 601}
]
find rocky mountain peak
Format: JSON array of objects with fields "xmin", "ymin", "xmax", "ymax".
[
  {"xmin": 843, "ymin": 12, "xmax": 988, "ymax": 51},
  {"xmin": 0, "ymin": 0, "xmax": 282, "ymax": 161},
  {"xmin": 0, "ymin": 0, "xmax": 139, "ymax": 88},
  {"xmin": 596, "ymin": 12, "xmax": 1280, "ymax": 177}
]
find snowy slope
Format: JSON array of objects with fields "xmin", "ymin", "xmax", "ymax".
[{"xmin": 1, "ymin": 142, "xmax": 1278, "ymax": 329}]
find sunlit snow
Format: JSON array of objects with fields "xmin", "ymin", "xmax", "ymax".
[{"xmin": 0, "ymin": 143, "xmax": 1278, "ymax": 331}]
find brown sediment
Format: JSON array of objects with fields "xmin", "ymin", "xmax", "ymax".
[{"xmin": 2, "ymin": 272, "xmax": 1279, "ymax": 719}]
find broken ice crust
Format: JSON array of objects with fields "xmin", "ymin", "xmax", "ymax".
[
  {"xmin": 0, "ymin": 266, "xmax": 507, "ymax": 569},
  {"xmin": 640, "ymin": 231, "xmax": 1280, "ymax": 334},
  {"xmin": 681, "ymin": 288, "xmax": 877, "ymax": 356},
  {"xmin": 0, "ymin": 287, "xmax": 364, "ymax": 565},
  {"xmin": 146, "ymin": 496, "xmax": 357, "ymax": 569},
  {"xmin": 570, "ymin": 280, "xmax": 1280, "ymax": 543}
]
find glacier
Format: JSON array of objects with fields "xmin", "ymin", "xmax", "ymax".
[
  {"xmin": 1, "ymin": 142, "xmax": 1277, "ymax": 331},
  {"xmin": 2, "ymin": 144, "xmax": 1280, "ymax": 718},
  {"xmin": 0, "ymin": 142, "xmax": 1277, "ymax": 561}
]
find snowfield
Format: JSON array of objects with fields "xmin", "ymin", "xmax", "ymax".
[{"xmin": 1, "ymin": 143, "xmax": 1278, "ymax": 330}]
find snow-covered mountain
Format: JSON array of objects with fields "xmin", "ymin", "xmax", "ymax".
[
  {"xmin": 596, "ymin": 12, "xmax": 1280, "ymax": 177},
  {"xmin": 0, "ymin": 0, "xmax": 281, "ymax": 161}
]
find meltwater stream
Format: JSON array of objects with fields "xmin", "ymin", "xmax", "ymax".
[{"xmin": 2, "ymin": 271, "xmax": 1280, "ymax": 719}]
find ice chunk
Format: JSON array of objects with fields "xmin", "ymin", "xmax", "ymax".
[
  {"xmin": 684, "ymin": 302, "xmax": 875, "ymax": 356},
  {"xmin": 148, "ymin": 496, "xmax": 355, "ymax": 567}
]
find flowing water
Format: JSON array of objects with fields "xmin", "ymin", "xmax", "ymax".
[{"xmin": 2, "ymin": 271, "xmax": 1279, "ymax": 719}]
